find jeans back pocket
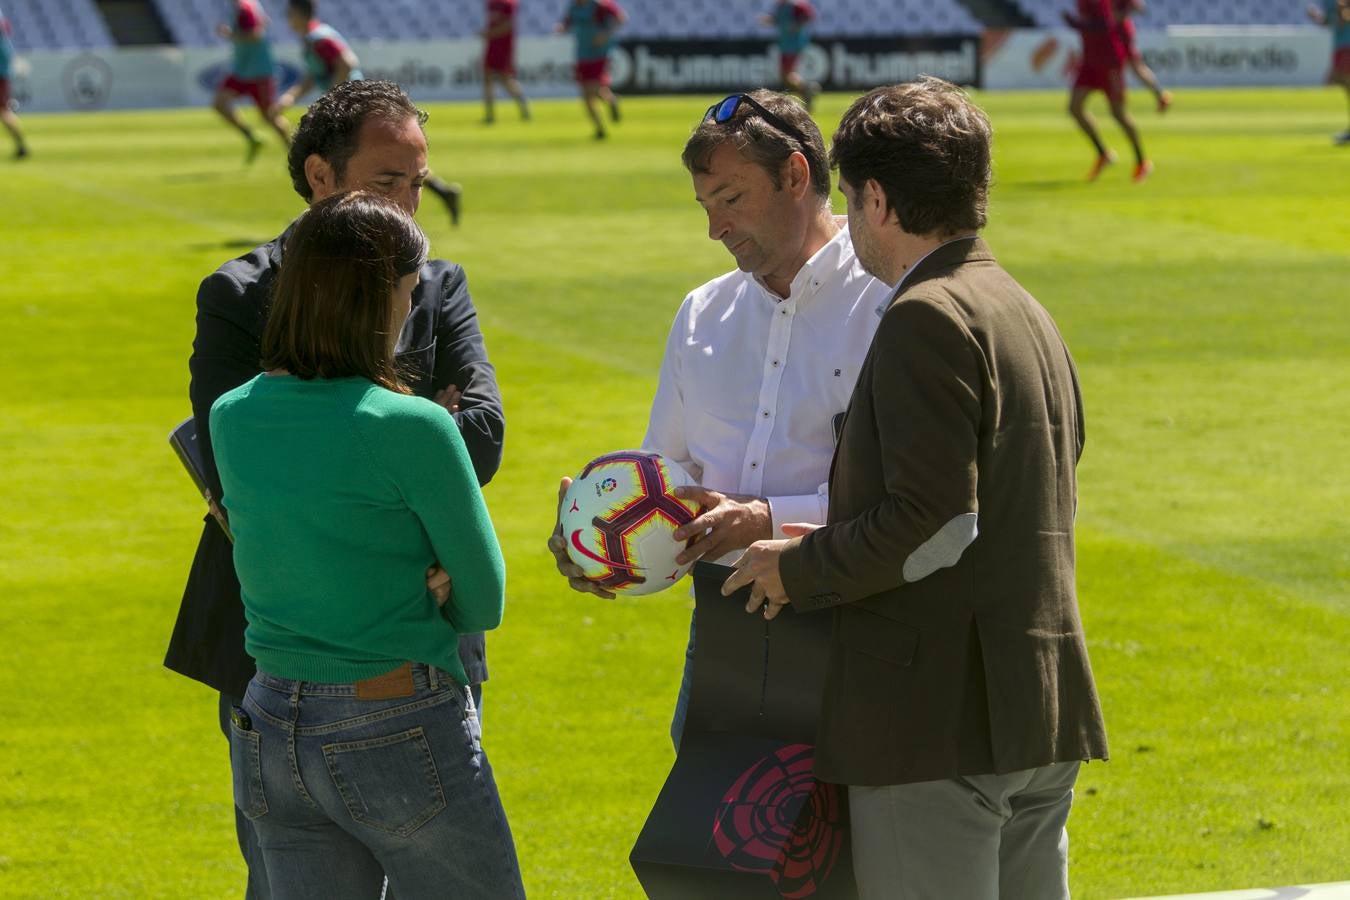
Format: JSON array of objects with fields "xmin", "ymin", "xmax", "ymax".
[
  {"xmin": 228, "ymin": 716, "xmax": 268, "ymax": 820},
  {"xmin": 323, "ymin": 726, "xmax": 447, "ymax": 837}
]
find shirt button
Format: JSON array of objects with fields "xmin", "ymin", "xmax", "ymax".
[
  {"xmin": 771, "ymin": 360, "xmax": 779, "ymax": 367},
  {"xmin": 762, "ymin": 411, "xmax": 770, "ymax": 418},
  {"xmin": 750, "ymin": 461, "xmax": 759, "ymax": 468}
]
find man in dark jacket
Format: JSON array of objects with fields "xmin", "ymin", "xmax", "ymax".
[
  {"xmin": 724, "ymin": 78, "xmax": 1107, "ymax": 899},
  {"xmin": 164, "ymin": 79, "xmax": 504, "ymax": 899}
]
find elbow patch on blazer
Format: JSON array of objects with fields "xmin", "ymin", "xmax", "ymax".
[{"xmin": 903, "ymin": 513, "xmax": 978, "ymax": 583}]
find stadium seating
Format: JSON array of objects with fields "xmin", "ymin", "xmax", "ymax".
[
  {"xmin": 153, "ymin": 0, "xmax": 983, "ymax": 46},
  {"xmin": 7, "ymin": 0, "xmax": 1317, "ymax": 54},
  {"xmin": 2, "ymin": 0, "xmax": 114, "ymax": 51},
  {"xmin": 1008, "ymin": 0, "xmax": 1314, "ymax": 29}
]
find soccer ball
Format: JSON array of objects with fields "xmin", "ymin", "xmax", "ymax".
[{"xmin": 561, "ymin": 450, "xmax": 700, "ymax": 595}]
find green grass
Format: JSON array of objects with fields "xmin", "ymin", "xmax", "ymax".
[{"xmin": 0, "ymin": 87, "xmax": 1347, "ymax": 898}]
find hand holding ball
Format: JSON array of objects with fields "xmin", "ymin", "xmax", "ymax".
[{"xmin": 560, "ymin": 450, "xmax": 700, "ymax": 595}]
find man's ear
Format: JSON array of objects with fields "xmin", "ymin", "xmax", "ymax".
[
  {"xmin": 304, "ymin": 153, "xmax": 336, "ymax": 202},
  {"xmin": 785, "ymin": 151, "xmax": 813, "ymax": 200},
  {"xmin": 863, "ymin": 178, "xmax": 895, "ymax": 228}
]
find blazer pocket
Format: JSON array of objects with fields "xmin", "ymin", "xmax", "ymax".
[{"xmin": 839, "ymin": 607, "xmax": 919, "ymax": 667}]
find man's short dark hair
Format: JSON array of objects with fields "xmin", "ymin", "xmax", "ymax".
[
  {"xmin": 288, "ymin": 0, "xmax": 315, "ymax": 17},
  {"xmin": 682, "ymin": 90, "xmax": 831, "ymax": 201},
  {"xmin": 287, "ymin": 80, "xmax": 429, "ymax": 203},
  {"xmin": 830, "ymin": 77, "xmax": 992, "ymax": 237}
]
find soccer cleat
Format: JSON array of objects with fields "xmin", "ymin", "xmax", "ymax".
[
  {"xmin": 1334, "ymin": 130, "xmax": 1350, "ymax": 146},
  {"xmin": 426, "ymin": 178, "xmax": 462, "ymax": 227},
  {"xmin": 1132, "ymin": 160, "xmax": 1154, "ymax": 183},
  {"xmin": 1157, "ymin": 90, "xmax": 1173, "ymax": 114},
  {"xmin": 244, "ymin": 136, "xmax": 263, "ymax": 166},
  {"xmin": 15, "ymin": 144, "xmax": 29, "ymax": 160},
  {"xmin": 1086, "ymin": 151, "xmax": 1116, "ymax": 181},
  {"xmin": 608, "ymin": 96, "xmax": 621, "ymax": 124},
  {"xmin": 594, "ymin": 127, "xmax": 607, "ymax": 141}
]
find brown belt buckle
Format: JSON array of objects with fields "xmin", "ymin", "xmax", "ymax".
[{"xmin": 355, "ymin": 662, "xmax": 416, "ymax": 700}]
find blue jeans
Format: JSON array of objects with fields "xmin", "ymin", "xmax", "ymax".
[
  {"xmin": 669, "ymin": 613, "xmax": 696, "ymax": 751},
  {"xmin": 219, "ymin": 693, "xmax": 272, "ymax": 900},
  {"xmin": 230, "ymin": 666, "xmax": 523, "ymax": 899}
]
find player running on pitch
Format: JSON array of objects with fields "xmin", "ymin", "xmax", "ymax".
[
  {"xmin": 0, "ymin": 4, "xmax": 30, "ymax": 160},
  {"xmin": 272, "ymin": 0, "xmax": 362, "ymax": 113},
  {"xmin": 1063, "ymin": 0, "xmax": 1152, "ymax": 182},
  {"xmin": 481, "ymin": 0, "xmax": 531, "ymax": 124},
  {"xmin": 213, "ymin": 0, "xmax": 290, "ymax": 164},
  {"xmin": 1308, "ymin": 0, "xmax": 1350, "ymax": 144},
  {"xmin": 759, "ymin": 0, "xmax": 820, "ymax": 111},
  {"xmin": 557, "ymin": 0, "xmax": 626, "ymax": 140}
]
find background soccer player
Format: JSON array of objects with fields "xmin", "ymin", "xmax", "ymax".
[
  {"xmin": 759, "ymin": 0, "xmax": 820, "ymax": 111},
  {"xmin": 272, "ymin": 0, "xmax": 362, "ymax": 114},
  {"xmin": 481, "ymin": 0, "xmax": 531, "ymax": 124},
  {"xmin": 1064, "ymin": 0, "xmax": 1152, "ymax": 182},
  {"xmin": 557, "ymin": 0, "xmax": 626, "ymax": 140},
  {"xmin": 1115, "ymin": 0, "xmax": 1172, "ymax": 113},
  {"xmin": 1308, "ymin": 0, "xmax": 1350, "ymax": 144},
  {"xmin": 0, "ymin": 5, "xmax": 29, "ymax": 160},
  {"xmin": 213, "ymin": 0, "xmax": 290, "ymax": 163}
]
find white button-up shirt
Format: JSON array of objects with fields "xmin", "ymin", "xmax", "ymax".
[{"xmin": 642, "ymin": 219, "xmax": 893, "ymax": 555}]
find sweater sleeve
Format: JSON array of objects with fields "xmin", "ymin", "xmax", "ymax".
[{"xmin": 389, "ymin": 400, "xmax": 507, "ymax": 634}]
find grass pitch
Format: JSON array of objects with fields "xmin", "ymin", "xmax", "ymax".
[{"xmin": 0, "ymin": 87, "xmax": 1347, "ymax": 898}]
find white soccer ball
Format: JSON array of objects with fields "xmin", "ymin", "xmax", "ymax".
[{"xmin": 560, "ymin": 450, "xmax": 700, "ymax": 596}]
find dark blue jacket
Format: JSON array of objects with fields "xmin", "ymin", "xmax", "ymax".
[{"xmin": 164, "ymin": 226, "xmax": 505, "ymax": 698}]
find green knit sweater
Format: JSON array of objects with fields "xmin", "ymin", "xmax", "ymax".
[{"xmin": 210, "ymin": 374, "xmax": 505, "ymax": 685}]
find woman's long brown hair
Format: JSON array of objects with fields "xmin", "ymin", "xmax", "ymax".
[{"xmin": 262, "ymin": 191, "xmax": 429, "ymax": 393}]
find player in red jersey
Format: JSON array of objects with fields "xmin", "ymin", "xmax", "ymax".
[
  {"xmin": 1115, "ymin": 0, "xmax": 1172, "ymax": 112},
  {"xmin": 758, "ymin": 0, "xmax": 821, "ymax": 110},
  {"xmin": 481, "ymin": 0, "xmax": 530, "ymax": 124},
  {"xmin": 0, "ymin": 7, "xmax": 30, "ymax": 159},
  {"xmin": 557, "ymin": 0, "xmax": 627, "ymax": 140},
  {"xmin": 214, "ymin": 0, "xmax": 290, "ymax": 164},
  {"xmin": 1308, "ymin": 0, "xmax": 1350, "ymax": 144},
  {"xmin": 1064, "ymin": 0, "xmax": 1152, "ymax": 182}
]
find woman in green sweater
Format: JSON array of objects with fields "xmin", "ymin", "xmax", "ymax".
[{"xmin": 210, "ymin": 191, "xmax": 524, "ymax": 898}]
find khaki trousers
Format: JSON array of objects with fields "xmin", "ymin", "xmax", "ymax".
[{"xmin": 849, "ymin": 761, "xmax": 1082, "ymax": 900}]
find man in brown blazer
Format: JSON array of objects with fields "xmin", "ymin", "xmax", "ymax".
[{"xmin": 723, "ymin": 77, "xmax": 1109, "ymax": 899}]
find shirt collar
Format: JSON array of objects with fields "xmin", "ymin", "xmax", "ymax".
[{"xmin": 752, "ymin": 215, "xmax": 852, "ymax": 303}]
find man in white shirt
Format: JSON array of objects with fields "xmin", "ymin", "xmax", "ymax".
[{"xmin": 548, "ymin": 89, "xmax": 893, "ymax": 747}]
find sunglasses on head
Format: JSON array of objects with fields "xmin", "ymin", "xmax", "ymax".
[{"xmin": 703, "ymin": 93, "xmax": 811, "ymax": 148}]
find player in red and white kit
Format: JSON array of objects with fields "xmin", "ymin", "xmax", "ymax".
[
  {"xmin": 0, "ymin": 6, "xmax": 30, "ymax": 159},
  {"xmin": 1115, "ymin": 0, "xmax": 1172, "ymax": 113},
  {"xmin": 1064, "ymin": 0, "xmax": 1152, "ymax": 182},
  {"xmin": 481, "ymin": 0, "xmax": 530, "ymax": 124}
]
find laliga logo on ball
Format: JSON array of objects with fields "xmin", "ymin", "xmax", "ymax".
[{"xmin": 561, "ymin": 450, "xmax": 699, "ymax": 596}]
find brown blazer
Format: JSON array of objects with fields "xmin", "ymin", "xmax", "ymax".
[{"xmin": 779, "ymin": 237, "xmax": 1108, "ymax": 786}]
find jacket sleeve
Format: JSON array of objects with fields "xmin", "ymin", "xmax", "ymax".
[
  {"xmin": 394, "ymin": 405, "xmax": 507, "ymax": 635},
  {"xmin": 428, "ymin": 262, "xmax": 506, "ymax": 487},
  {"xmin": 780, "ymin": 296, "xmax": 983, "ymax": 607},
  {"xmin": 189, "ymin": 269, "xmax": 265, "ymax": 505}
]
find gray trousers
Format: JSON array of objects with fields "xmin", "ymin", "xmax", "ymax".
[{"xmin": 849, "ymin": 761, "xmax": 1081, "ymax": 900}]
